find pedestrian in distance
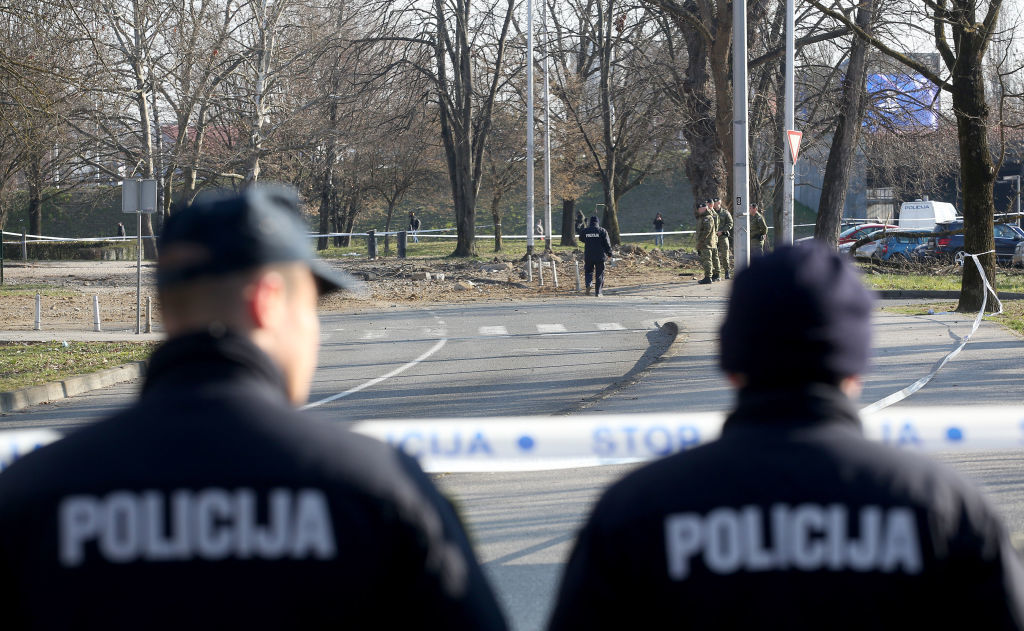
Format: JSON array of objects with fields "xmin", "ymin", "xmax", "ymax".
[
  {"xmin": 408, "ymin": 211, "xmax": 421, "ymax": 243},
  {"xmin": 694, "ymin": 202, "xmax": 718, "ymax": 284},
  {"xmin": 536, "ymin": 219, "xmax": 545, "ymax": 244},
  {"xmin": 579, "ymin": 215, "xmax": 613, "ymax": 297},
  {"xmin": 0, "ymin": 186, "xmax": 508, "ymax": 630},
  {"xmin": 713, "ymin": 197, "xmax": 733, "ymax": 279},
  {"xmin": 750, "ymin": 200, "xmax": 769, "ymax": 255},
  {"xmin": 116, "ymin": 222, "xmax": 126, "ymax": 238},
  {"xmin": 548, "ymin": 242, "xmax": 1024, "ymax": 631},
  {"xmin": 653, "ymin": 212, "xmax": 665, "ymax": 247}
]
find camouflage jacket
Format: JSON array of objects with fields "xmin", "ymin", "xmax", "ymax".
[
  {"xmin": 751, "ymin": 211, "xmax": 768, "ymax": 239},
  {"xmin": 695, "ymin": 213, "xmax": 718, "ymax": 249}
]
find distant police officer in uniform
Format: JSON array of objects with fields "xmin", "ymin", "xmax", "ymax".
[
  {"xmin": 694, "ymin": 202, "xmax": 718, "ymax": 284},
  {"xmin": 0, "ymin": 187, "xmax": 508, "ymax": 630},
  {"xmin": 549, "ymin": 242, "xmax": 1024, "ymax": 630},
  {"xmin": 713, "ymin": 197, "xmax": 733, "ymax": 278},
  {"xmin": 750, "ymin": 200, "xmax": 769, "ymax": 255},
  {"xmin": 579, "ymin": 215, "xmax": 613, "ymax": 297}
]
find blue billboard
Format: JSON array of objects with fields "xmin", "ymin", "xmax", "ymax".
[{"xmin": 863, "ymin": 73, "xmax": 939, "ymax": 130}]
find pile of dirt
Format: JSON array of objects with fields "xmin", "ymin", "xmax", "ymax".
[{"xmin": 0, "ymin": 248, "xmax": 701, "ymax": 329}]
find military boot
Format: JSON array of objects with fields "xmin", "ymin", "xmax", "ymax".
[
  {"xmin": 698, "ymin": 277, "xmax": 712, "ymax": 285},
  {"xmin": 724, "ymin": 270, "xmax": 730, "ymax": 280},
  {"xmin": 712, "ymin": 274, "xmax": 721, "ymax": 282}
]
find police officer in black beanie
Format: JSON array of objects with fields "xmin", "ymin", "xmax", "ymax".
[
  {"xmin": 550, "ymin": 242, "xmax": 1024, "ymax": 630},
  {"xmin": 0, "ymin": 186, "xmax": 507, "ymax": 630}
]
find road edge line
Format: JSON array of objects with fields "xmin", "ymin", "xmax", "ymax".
[{"xmin": 0, "ymin": 361, "xmax": 148, "ymax": 414}]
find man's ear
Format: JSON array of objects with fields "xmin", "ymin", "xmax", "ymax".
[
  {"xmin": 246, "ymin": 270, "xmax": 287, "ymax": 329},
  {"xmin": 726, "ymin": 373, "xmax": 746, "ymax": 389}
]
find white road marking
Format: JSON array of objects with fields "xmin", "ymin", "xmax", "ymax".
[
  {"xmin": 537, "ymin": 323, "xmax": 568, "ymax": 334},
  {"xmin": 596, "ymin": 323, "xmax": 625, "ymax": 331},
  {"xmin": 362, "ymin": 329, "xmax": 387, "ymax": 339},
  {"xmin": 302, "ymin": 338, "xmax": 448, "ymax": 410},
  {"xmin": 480, "ymin": 326, "xmax": 509, "ymax": 336}
]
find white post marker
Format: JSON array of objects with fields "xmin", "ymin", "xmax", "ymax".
[
  {"xmin": 93, "ymin": 294, "xmax": 101, "ymax": 332},
  {"xmin": 34, "ymin": 293, "xmax": 41, "ymax": 331}
]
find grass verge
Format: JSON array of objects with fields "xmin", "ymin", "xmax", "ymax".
[
  {"xmin": 859, "ymin": 266, "xmax": 1024, "ymax": 293},
  {"xmin": 881, "ymin": 301, "xmax": 1024, "ymax": 337},
  {"xmin": 316, "ymin": 234, "xmax": 695, "ymax": 260},
  {"xmin": 0, "ymin": 341, "xmax": 157, "ymax": 391},
  {"xmin": 0, "ymin": 283, "xmax": 77, "ymax": 297}
]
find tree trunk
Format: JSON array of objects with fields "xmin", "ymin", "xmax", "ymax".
[
  {"xmin": 954, "ymin": 64, "xmax": 996, "ymax": 313},
  {"xmin": 814, "ymin": 2, "xmax": 873, "ymax": 249},
  {"xmin": 560, "ymin": 198, "xmax": 578, "ymax": 246},
  {"xmin": 678, "ymin": 23, "xmax": 727, "ymax": 207},
  {"xmin": 384, "ymin": 202, "xmax": 395, "ymax": 254},
  {"xmin": 490, "ymin": 196, "xmax": 503, "ymax": 252},
  {"xmin": 27, "ymin": 154, "xmax": 42, "ymax": 235}
]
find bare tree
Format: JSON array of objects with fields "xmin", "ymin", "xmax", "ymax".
[{"xmin": 811, "ymin": 0, "xmax": 1006, "ymax": 312}]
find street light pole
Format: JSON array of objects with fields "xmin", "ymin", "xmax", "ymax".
[
  {"xmin": 732, "ymin": 0, "xmax": 751, "ymax": 272},
  {"xmin": 526, "ymin": 0, "xmax": 535, "ymax": 256}
]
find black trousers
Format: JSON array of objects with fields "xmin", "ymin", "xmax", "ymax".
[{"xmin": 585, "ymin": 260, "xmax": 605, "ymax": 291}]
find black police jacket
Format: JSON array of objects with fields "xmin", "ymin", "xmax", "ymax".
[
  {"xmin": 579, "ymin": 224, "xmax": 613, "ymax": 263},
  {"xmin": 0, "ymin": 331, "xmax": 507, "ymax": 630},
  {"xmin": 549, "ymin": 384, "xmax": 1024, "ymax": 630}
]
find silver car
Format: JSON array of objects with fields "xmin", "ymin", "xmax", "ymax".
[{"xmin": 1013, "ymin": 239, "xmax": 1024, "ymax": 267}]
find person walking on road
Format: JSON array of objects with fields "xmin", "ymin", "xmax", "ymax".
[
  {"xmin": 549, "ymin": 242, "xmax": 1024, "ymax": 631},
  {"xmin": 694, "ymin": 202, "xmax": 718, "ymax": 284},
  {"xmin": 0, "ymin": 186, "xmax": 508, "ymax": 630},
  {"xmin": 579, "ymin": 215, "xmax": 613, "ymax": 296},
  {"xmin": 713, "ymin": 198, "xmax": 733, "ymax": 278},
  {"xmin": 408, "ymin": 211, "xmax": 421, "ymax": 243},
  {"xmin": 750, "ymin": 201, "xmax": 768, "ymax": 255},
  {"xmin": 653, "ymin": 212, "xmax": 665, "ymax": 246}
]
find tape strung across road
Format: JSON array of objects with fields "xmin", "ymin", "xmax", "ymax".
[
  {"xmin": 4, "ymin": 406, "xmax": 1023, "ymax": 474},
  {"xmin": 860, "ymin": 252, "xmax": 1003, "ymax": 415}
]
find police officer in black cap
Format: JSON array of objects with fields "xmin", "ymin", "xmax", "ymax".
[
  {"xmin": 549, "ymin": 242, "xmax": 1024, "ymax": 630},
  {"xmin": 579, "ymin": 215, "xmax": 613, "ymax": 296},
  {"xmin": 0, "ymin": 186, "xmax": 507, "ymax": 630}
]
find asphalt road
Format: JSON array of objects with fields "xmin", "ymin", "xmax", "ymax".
[{"xmin": 2, "ymin": 292, "xmax": 1024, "ymax": 630}]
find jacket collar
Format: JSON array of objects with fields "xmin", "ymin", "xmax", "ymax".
[
  {"xmin": 143, "ymin": 330, "xmax": 288, "ymax": 400},
  {"xmin": 723, "ymin": 382, "xmax": 862, "ymax": 434}
]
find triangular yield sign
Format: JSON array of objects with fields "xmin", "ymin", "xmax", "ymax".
[{"xmin": 787, "ymin": 130, "xmax": 802, "ymax": 164}]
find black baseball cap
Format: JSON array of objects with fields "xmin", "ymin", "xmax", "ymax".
[
  {"xmin": 157, "ymin": 186, "xmax": 362, "ymax": 295},
  {"xmin": 720, "ymin": 242, "xmax": 873, "ymax": 386}
]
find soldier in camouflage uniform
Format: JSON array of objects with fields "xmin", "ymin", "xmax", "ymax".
[
  {"xmin": 704, "ymin": 199, "xmax": 722, "ymax": 280},
  {"xmin": 713, "ymin": 197, "xmax": 733, "ymax": 279},
  {"xmin": 750, "ymin": 201, "xmax": 769, "ymax": 255},
  {"xmin": 695, "ymin": 202, "xmax": 718, "ymax": 284}
]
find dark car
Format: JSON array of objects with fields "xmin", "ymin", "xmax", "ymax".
[{"xmin": 925, "ymin": 221, "xmax": 1024, "ymax": 266}]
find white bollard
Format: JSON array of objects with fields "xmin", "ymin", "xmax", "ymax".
[
  {"xmin": 575, "ymin": 260, "xmax": 581, "ymax": 292},
  {"xmin": 34, "ymin": 293, "xmax": 41, "ymax": 331},
  {"xmin": 551, "ymin": 260, "xmax": 558, "ymax": 288},
  {"xmin": 527, "ymin": 256, "xmax": 533, "ymax": 282},
  {"xmin": 93, "ymin": 294, "xmax": 101, "ymax": 332},
  {"xmin": 538, "ymin": 257, "xmax": 545, "ymax": 286},
  {"xmin": 145, "ymin": 296, "xmax": 152, "ymax": 334}
]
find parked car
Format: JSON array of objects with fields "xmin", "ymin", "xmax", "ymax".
[
  {"xmin": 1014, "ymin": 239, "xmax": 1024, "ymax": 267},
  {"xmin": 923, "ymin": 220, "xmax": 1024, "ymax": 266},
  {"xmin": 872, "ymin": 232, "xmax": 930, "ymax": 262},
  {"xmin": 843, "ymin": 229, "xmax": 887, "ymax": 260},
  {"xmin": 838, "ymin": 223, "xmax": 899, "ymax": 245}
]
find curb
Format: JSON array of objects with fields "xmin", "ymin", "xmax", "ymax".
[
  {"xmin": 0, "ymin": 361, "xmax": 147, "ymax": 413},
  {"xmin": 875, "ymin": 290, "xmax": 1024, "ymax": 300}
]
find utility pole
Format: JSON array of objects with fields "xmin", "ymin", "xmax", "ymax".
[
  {"xmin": 732, "ymin": 0, "xmax": 751, "ymax": 271},
  {"xmin": 526, "ymin": 0, "xmax": 535, "ymax": 256},
  {"xmin": 542, "ymin": 0, "xmax": 552, "ymax": 253},
  {"xmin": 781, "ymin": 0, "xmax": 795, "ymax": 245}
]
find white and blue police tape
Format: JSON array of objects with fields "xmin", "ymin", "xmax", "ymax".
[
  {"xmin": 861, "ymin": 252, "xmax": 1003, "ymax": 414},
  {"xmin": 3, "ymin": 406, "xmax": 1023, "ymax": 474}
]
